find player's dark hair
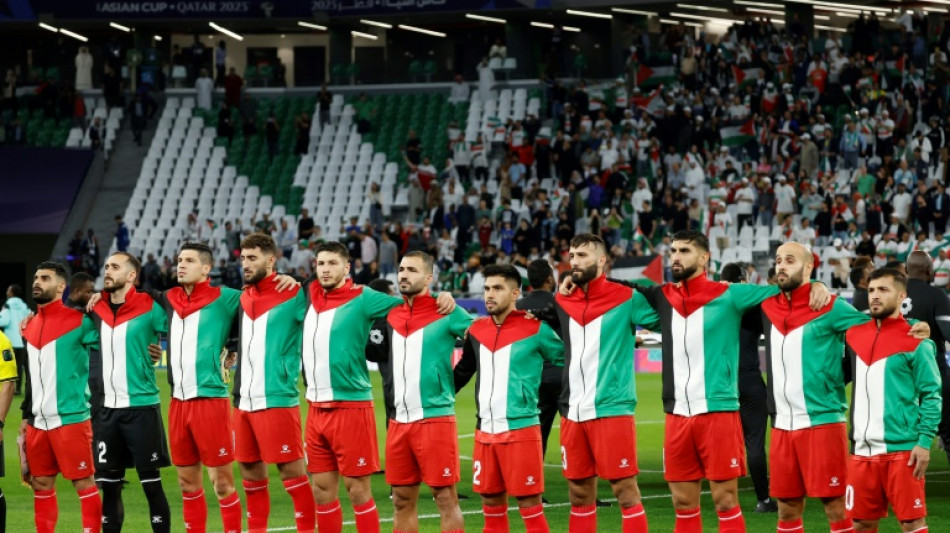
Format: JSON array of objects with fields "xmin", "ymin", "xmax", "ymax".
[
  {"xmin": 671, "ymin": 230, "xmax": 710, "ymax": 253},
  {"xmin": 180, "ymin": 242, "xmax": 214, "ymax": 265},
  {"xmin": 368, "ymin": 278, "xmax": 394, "ymax": 295},
  {"xmin": 69, "ymin": 272, "xmax": 94, "ymax": 289},
  {"xmin": 720, "ymin": 263, "xmax": 745, "ymax": 283},
  {"xmin": 849, "ymin": 266, "xmax": 867, "ymax": 288},
  {"xmin": 403, "ymin": 251, "xmax": 434, "ymax": 274},
  {"xmin": 36, "ymin": 261, "xmax": 68, "ymax": 281},
  {"xmin": 868, "ymin": 268, "xmax": 907, "ymax": 292},
  {"xmin": 884, "ymin": 259, "xmax": 903, "ymax": 270},
  {"xmin": 240, "ymin": 233, "xmax": 278, "ymax": 255},
  {"xmin": 569, "ymin": 233, "xmax": 606, "ymax": 253},
  {"xmin": 110, "ymin": 251, "xmax": 142, "ymax": 274},
  {"xmin": 526, "ymin": 259, "xmax": 553, "ymax": 289},
  {"xmin": 483, "ymin": 264, "xmax": 522, "ymax": 289},
  {"xmin": 315, "ymin": 241, "xmax": 350, "ymax": 261}
]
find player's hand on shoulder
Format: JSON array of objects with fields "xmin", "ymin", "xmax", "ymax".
[
  {"xmin": 86, "ymin": 293, "xmax": 102, "ymax": 312},
  {"xmin": 19, "ymin": 312, "xmax": 34, "ymax": 331},
  {"xmin": 559, "ymin": 274, "xmax": 576, "ymax": 296},
  {"xmin": 274, "ymin": 274, "xmax": 301, "ymax": 291},
  {"xmin": 435, "ymin": 291, "xmax": 456, "ymax": 314},
  {"xmin": 909, "ymin": 321, "xmax": 930, "ymax": 340},
  {"xmin": 808, "ymin": 282, "xmax": 831, "ymax": 310}
]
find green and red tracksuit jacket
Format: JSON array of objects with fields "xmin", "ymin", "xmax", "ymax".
[
  {"xmin": 22, "ymin": 300, "xmax": 98, "ymax": 430},
  {"xmin": 554, "ymin": 275, "xmax": 661, "ymax": 422},
  {"xmin": 154, "ymin": 280, "xmax": 242, "ymax": 401},
  {"xmin": 387, "ymin": 292, "xmax": 472, "ymax": 423},
  {"xmin": 761, "ymin": 284, "xmax": 869, "ymax": 431},
  {"xmin": 639, "ymin": 275, "xmax": 779, "ymax": 417},
  {"xmin": 454, "ymin": 311, "xmax": 564, "ymax": 435},
  {"xmin": 91, "ymin": 287, "xmax": 168, "ymax": 408},
  {"xmin": 302, "ymin": 278, "xmax": 401, "ymax": 403},
  {"xmin": 233, "ymin": 273, "xmax": 307, "ymax": 412},
  {"xmin": 846, "ymin": 316, "xmax": 942, "ymax": 456}
]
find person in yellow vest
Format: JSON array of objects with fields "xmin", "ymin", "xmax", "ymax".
[{"xmin": 0, "ymin": 330, "xmax": 19, "ymax": 531}]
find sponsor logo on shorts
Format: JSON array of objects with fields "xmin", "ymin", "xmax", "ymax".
[
  {"xmin": 219, "ymin": 448, "xmax": 228, "ymax": 457},
  {"xmin": 526, "ymin": 475, "xmax": 536, "ymax": 486},
  {"xmin": 281, "ymin": 444, "xmax": 291, "ymax": 454},
  {"xmin": 295, "ymin": 512, "xmax": 304, "ymax": 518},
  {"xmin": 620, "ymin": 458, "xmax": 630, "ymax": 468},
  {"xmin": 443, "ymin": 467, "xmax": 452, "ymax": 477},
  {"xmin": 914, "ymin": 498, "xmax": 923, "ymax": 509},
  {"xmin": 151, "ymin": 452, "xmax": 159, "ymax": 462},
  {"xmin": 730, "ymin": 457, "xmax": 739, "ymax": 468},
  {"xmin": 358, "ymin": 457, "xmax": 366, "ymax": 467},
  {"xmin": 152, "ymin": 516, "xmax": 163, "ymax": 524},
  {"xmin": 830, "ymin": 476, "xmax": 840, "ymax": 487},
  {"xmin": 78, "ymin": 461, "xmax": 88, "ymax": 470}
]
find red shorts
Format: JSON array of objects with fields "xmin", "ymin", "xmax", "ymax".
[
  {"xmin": 169, "ymin": 398, "xmax": 234, "ymax": 468},
  {"xmin": 560, "ymin": 415, "xmax": 638, "ymax": 481},
  {"xmin": 26, "ymin": 421, "xmax": 95, "ymax": 480},
  {"xmin": 663, "ymin": 412, "xmax": 746, "ymax": 482},
  {"xmin": 232, "ymin": 407, "xmax": 304, "ymax": 464},
  {"xmin": 385, "ymin": 416, "xmax": 459, "ymax": 487},
  {"xmin": 770, "ymin": 423, "xmax": 849, "ymax": 499},
  {"xmin": 305, "ymin": 401, "xmax": 380, "ymax": 476},
  {"xmin": 847, "ymin": 452, "xmax": 927, "ymax": 522},
  {"xmin": 472, "ymin": 426, "xmax": 544, "ymax": 497}
]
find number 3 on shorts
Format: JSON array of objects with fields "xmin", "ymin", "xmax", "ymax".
[
  {"xmin": 845, "ymin": 485, "xmax": 854, "ymax": 511},
  {"xmin": 561, "ymin": 445, "xmax": 567, "ymax": 470},
  {"xmin": 98, "ymin": 441, "xmax": 107, "ymax": 464},
  {"xmin": 473, "ymin": 460, "xmax": 482, "ymax": 485}
]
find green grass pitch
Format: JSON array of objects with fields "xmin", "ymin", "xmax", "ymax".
[{"xmin": 5, "ymin": 371, "xmax": 949, "ymax": 531}]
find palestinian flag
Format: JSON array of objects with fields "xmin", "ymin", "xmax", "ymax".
[
  {"xmin": 635, "ymin": 85, "xmax": 666, "ymax": 117},
  {"xmin": 720, "ymin": 118, "xmax": 756, "ymax": 147},
  {"xmin": 536, "ymin": 127, "xmax": 552, "ymax": 146},
  {"xmin": 610, "ymin": 255, "xmax": 663, "ymax": 286},
  {"xmin": 885, "ymin": 56, "xmax": 905, "ymax": 78},
  {"xmin": 635, "ymin": 63, "xmax": 677, "ymax": 88},
  {"xmin": 808, "ymin": 66, "xmax": 828, "ymax": 93},
  {"xmin": 732, "ymin": 66, "xmax": 763, "ymax": 89},
  {"xmin": 762, "ymin": 90, "xmax": 778, "ymax": 113},
  {"xmin": 929, "ymin": 237, "xmax": 950, "ymax": 259}
]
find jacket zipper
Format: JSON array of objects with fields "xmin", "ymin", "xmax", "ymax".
[
  {"xmin": 109, "ymin": 305, "xmax": 118, "ymax": 408},
  {"xmin": 311, "ymin": 292, "xmax": 327, "ymax": 399},
  {"xmin": 575, "ymin": 291, "xmax": 590, "ymax": 421},
  {"xmin": 681, "ymin": 282, "xmax": 692, "ymax": 416},
  {"xmin": 177, "ymin": 292, "xmax": 188, "ymax": 400},
  {"xmin": 400, "ymin": 303, "xmax": 413, "ymax": 422},
  {"xmin": 862, "ymin": 326, "xmax": 881, "ymax": 453},
  {"xmin": 780, "ymin": 295, "xmax": 793, "ymax": 430},
  {"xmin": 36, "ymin": 312, "xmax": 47, "ymax": 427},
  {"xmin": 246, "ymin": 296, "xmax": 256, "ymax": 411},
  {"xmin": 488, "ymin": 322, "xmax": 503, "ymax": 433}
]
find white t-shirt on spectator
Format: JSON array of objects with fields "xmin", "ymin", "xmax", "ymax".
[{"xmin": 892, "ymin": 191, "xmax": 913, "ymax": 221}]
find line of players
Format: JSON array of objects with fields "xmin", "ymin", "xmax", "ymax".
[{"xmin": 14, "ymin": 228, "xmax": 941, "ymax": 533}]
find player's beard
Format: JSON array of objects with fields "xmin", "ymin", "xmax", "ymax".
[
  {"xmin": 244, "ymin": 265, "xmax": 267, "ymax": 285},
  {"xmin": 399, "ymin": 279, "xmax": 426, "ymax": 297},
  {"xmin": 870, "ymin": 303, "xmax": 897, "ymax": 320},
  {"xmin": 777, "ymin": 268, "xmax": 804, "ymax": 292},
  {"xmin": 32, "ymin": 287, "xmax": 56, "ymax": 305},
  {"xmin": 485, "ymin": 299, "xmax": 509, "ymax": 316},
  {"xmin": 319, "ymin": 273, "xmax": 344, "ymax": 291},
  {"xmin": 571, "ymin": 263, "xmax": 599, "ymax": 286},
  {"xmin": 102, "ymin": 277, "xmax": 126, "ymax": 294},
  {"xmin": 672, "ymin": 263, "xmax": 698, "ymax": 282}
]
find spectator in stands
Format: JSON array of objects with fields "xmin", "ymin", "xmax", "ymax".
[
  {"xmin": 290, "ymin": 239, "xmax": 314, "ymax": 276},
  {"xmin": 378, "ymin": 232, "xmax": 398, "ymax": 276},
  {"xmin": 80, "ymin": 228, "xmax": 99, "ymax": 275},
  {"xmin": 189, "ymin": 35, "xmax": 209, "ymax": 82},
  {"xmin": 240, "ymin": 92, "xmax": 257, "ymax": 140},
  {"xmin": 294, "ymin": 112, "xmax": 311, "ymax": 155},
  {"xmin": 489, "ymin": 38, "xmax": 507, "ymax": 59},
  {"xmin": 88, "ymin": 117, "xmax": 102, "ymax": 150},
  {"xmin": 141, "ymin": 254, "xmax": 161, "ymax": 291},
  {"xmin": 217, "ymin": 102, "xmax": 234, "ymax": 146},
  {"xmin": 353, "ymin": 92, "xmax": 375, "ymax": 134},
  {"xmin": 195, "ymin": 68, "xmax": 213, "ymax": 111},
  {"xmin": 477, "ymin": 57, "xmax": 494, "ymax": 103},
  {"xmin": 361, "ymin": 230, "xmax": 378, "ymax": 266},
  {"xmin": 404, "ymin": 129, "xmax": 422, "ymax": 165},
  {"xmin": 129, "ymin": 92, "xmax": 147, "ymax": 146},
  {"xmin": 224, "ymin": 67, "xmax": 242, "ymax": 107},
  {"xmin": 114, "ymin": 215, "xmax": 130, "ymax": 252},
  {"xmin": 448, "ymin": 74, "xmax": 470, "ymax": 104},
  {"xmin": 1, "ymin": 69, "xmax": 16, "ymax": 111},
  {"xmin": 254, "ymin": 212, "xmax": 277, "ymax": 236},
  {"xmin": 275, "ymin": 219, "xmax": 297, "ymax": 259},
  {"xmin": 75, "ymin": 46, "xmax": 93, "ymax": 91},
  {"xmin": 265, "ymin": 112, "xmax": 280, "ymax": 159},
  {"xmin": 214, "ymin": 40, "xmax": 227, "ymax": 87},
  {"xmin": 317, "ymin": 83, "xmax": 332, "ymax": 125}
]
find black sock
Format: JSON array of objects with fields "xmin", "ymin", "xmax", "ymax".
[
  {"xmin": 98, "ymin": 470, "xmax": 125, "ymax": 533},
  {"xmin": 138, "ymin": 469, "xmax": 170, "ymax": 533},
  {"xmin": 0, "ymin": 487, "xmax": 6, "ymax": 533}
]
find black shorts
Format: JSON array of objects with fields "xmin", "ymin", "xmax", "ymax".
[
  {"xmin": 0, "ymin": 440, "xmax": 4, "ymax": 477},
  {"xmin": 95, "ymin": 406, "xmax": 171, "ymax": 471}
]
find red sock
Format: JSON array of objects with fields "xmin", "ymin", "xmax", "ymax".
[
  {"xmin": 674, "ymin": 507, "xmax": 702, "ymax": 533},
  {"xmin": 519, "ymin": 504, "xmax": 549, "ymax": 533},
  {"xmin": 483, "ymin": 504, "xmax": 509, "ymax": 533},
  {"xmin": 243, "ymin": 479, "xmax": 270, "ymax": 533},
  {"xmin": 569, "ymin": 504, "xmax": 597, "ymax": 533},
  {"xmin": 283, "ymin": 475, "xmax": 315, "ymax": 533},
  {"xmin": 830, "ymin": 518, "xmax": 854, "ymax": 533},
  {"xmin": 777, "ymin": 518, "xmax": 803, "ymax": 532},
  {"xmin": 183, "ymin": 489, "xmax": 208, "ymax": 533},
  {"xmin": 78, "ymin": 486, "xmax": 102, "ymax": 533},
  {"xmin": 622, "ymin": 503, "xmax": 648, "ymax": 533},
  {"xmin": 717, "ymin": 506, "xmax": 746, "ymax": 533},
  {"xmin": 218, "ymin": 491, "xmax": 243, "ymax": 533},
  {"xmin": 34, "ymin": 490, "xmax": 58, "ymax": 533},
  {"xmin": 315, "ymin": 499, "xmax": 343, "ymax": 533},
  {"xmin": 354, "ymin": 499, "xmax": 381, "ymax": 533}
]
